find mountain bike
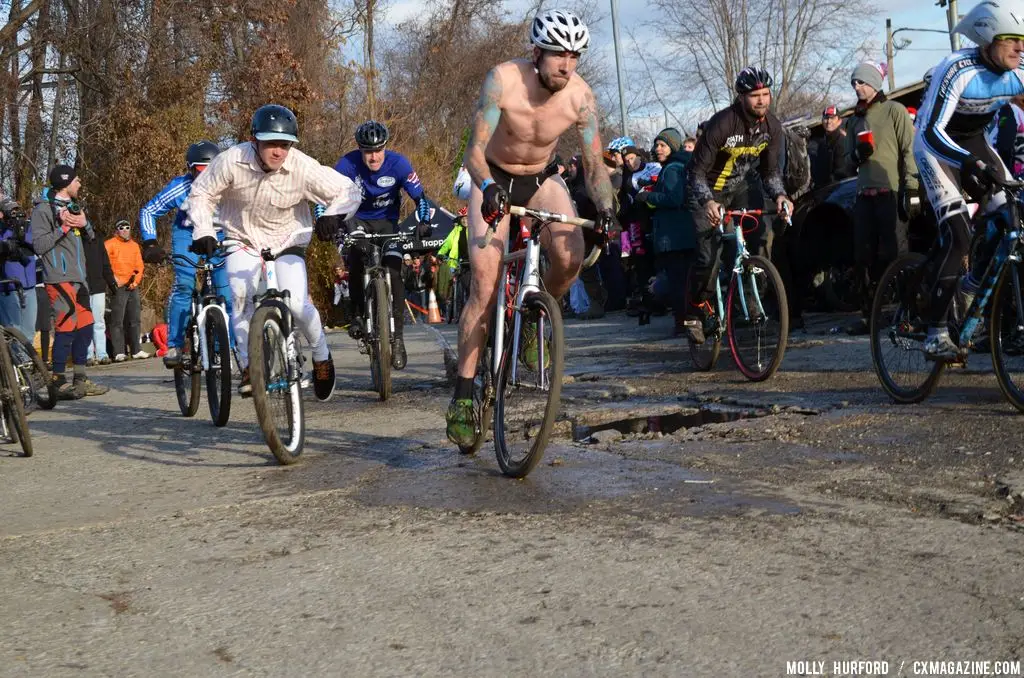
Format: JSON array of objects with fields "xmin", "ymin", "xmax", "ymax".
[
  {"xmin": 338, "ymin": 230, "xmax": 416, "ymax": 402},
  {"xmin": 688, "ymin": 207, "xmax": 790, "ymax": 381},
  {"xmin": 168, "ymin": 252, "xmax": 232, "ymax": 427},
  {"xmin": 224, "ymin": 229, "xmax": 311, "ymax": 465},
  {"xmin": 460, "ymin": 205, "xmax": 594, "ymax": 478},
  {"xmin": 870, "ymin": 174, "xmax": 1024, "ymax": 409},
  {"xmin": 0, "ymin": 280, "xmax": 55, "ymax": 413}
]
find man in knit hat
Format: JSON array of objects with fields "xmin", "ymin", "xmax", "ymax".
[
  {"xmin": 31, "ymin": 164, "xmax": 108, "ymax": 398},
  {"xmin": 844, "ymin": 61, "xmax": 918, "ymax": 335}
]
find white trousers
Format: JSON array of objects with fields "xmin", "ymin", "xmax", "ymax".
[{"xmin": 227, "ymin": 248, "xmax": 329, "ymax": 368}]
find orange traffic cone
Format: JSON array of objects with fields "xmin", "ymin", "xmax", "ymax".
[{"xmin": 427, "ymin": 288, "xmax": 443, "ymax": 324}]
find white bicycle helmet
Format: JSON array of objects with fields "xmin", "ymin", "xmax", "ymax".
[
  {"xmin": 531, "ymin": 9, "xmax": 590, "ymax": 53},
  {"xmin": 954, "ymin": 1, "xmax": 1024, "ymax": 47},
  {"xmin": 453, "ymin": 166, "xmax": 472, "ymax": 201}
]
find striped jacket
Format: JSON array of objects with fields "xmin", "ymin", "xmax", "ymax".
[{"xmin": 139, "ymin": 174, "xmax": 193, "ymax": 242}]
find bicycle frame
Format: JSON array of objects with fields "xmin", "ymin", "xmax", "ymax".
[
  {"xmin": 340, "ymin": 232, "xmax": 414, "ymax": 343},
  {"xmin": 711, "ymin": 210, "xmax": 765, "ymax": 324},
  {"xmin": 956, "ymin": 189, "xmax": 1024, "ymax": 348},
  {"xmin": 492, "ymin": 217, "xmax": 546, "ymax": 389},
  {"xmin": 175, "ymin": 257, "xmax": 230, "ymax": 373}
]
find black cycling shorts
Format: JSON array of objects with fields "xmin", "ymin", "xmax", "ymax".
[{"xmin": 487, "ymin": 159, "xmax": 562, "ymax": 208}]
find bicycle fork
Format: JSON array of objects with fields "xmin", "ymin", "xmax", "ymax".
[{"xmin": 507, "ymin": 238, "xmax": 545, "ymax": 389}]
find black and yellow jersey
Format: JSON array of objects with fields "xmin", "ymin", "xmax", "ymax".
[{"xmin": 687, "ymin": 101, "xmax": 786, "ymax": 205}]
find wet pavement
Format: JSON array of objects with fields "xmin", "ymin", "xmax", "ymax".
[{"xmin": 3, "ymin": 311, "xmax": 1024, "ymax": 676}]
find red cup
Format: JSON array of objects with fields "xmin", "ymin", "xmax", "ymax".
[{"xmin": 857, "ymin": 129, "xmax": 875, "ymax": 146}]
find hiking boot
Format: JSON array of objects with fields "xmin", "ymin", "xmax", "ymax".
[
  {"xmin": 74, "ymin": 374, "xmax": 109, "ymax": 397},
  {"xmin": 392, "ymin": 335, "xmax": 407, "ymax": 370},
  {"xmin": 238, "ymin": 367, "xmax": 252, "ymax": 398},
  {"xmin": 924, "ymin": 330, "xmax": 960, "ymax": 362},
  {"xmin": 845, "ymin": 318, "xmax": 870, "ymax": 336},
  {"xmin": 521, "ymin": 322, "xmax": 551, "ymax": 371},
  {"xmin": 162, "ymin": 347, "xmax": 181, "ymax": 368},
  {"xmin": 312, "ymin": 353, "xmax": 336, "ymax": 402},
  {"xmin": 446, "ymin": 398, "xmax": 478, "ymax": 450},
  {"xmin": 98, "ymin": 357, "xmax": 111, "ymax": 366},
  {"xmin": 53, "ymin": 374, "xmax": 84, "ymax": 400}
]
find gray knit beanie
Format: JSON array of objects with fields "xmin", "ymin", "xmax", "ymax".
[
  {"xmin": 851, "ymin": 62, "xmax": 885, "ymax": 92},
  {"xmin": 654, "ymin": 128, "xmax": 683, "ymax": 153}
]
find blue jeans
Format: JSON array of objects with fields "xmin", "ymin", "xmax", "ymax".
[
  {"xmin": 0, "ymin": 289, "xmax": 21, "ymax": 329},
  {"xmin": 168, "ymin": 227, "xmax": 231, "ymax": 348},
  {"xmin": 89, "ymin": 292, "xmax": 107, "ymax": 359}
]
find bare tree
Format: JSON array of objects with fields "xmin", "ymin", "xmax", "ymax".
[{"xmin": 651, "ymin": 0, "xmax": 875, "ymax": 118}]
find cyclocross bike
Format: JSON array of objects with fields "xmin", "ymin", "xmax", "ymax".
[
  {"xmin": 688, "ymin": 206, "xmax": 790, "ymax": 381},
  {"xmin": 168, "ymin": 252, "xmax": 233, "ymax": 427},
  {"xmin": 0, "ymin": 279, "xmax": 56, "ymax": 457},
  {"xmin": 870, "ymin": 173, "xmax": 1024, "ymax": 410},
  {"xmin": 224, "ymin": 228, "xmax": 312, "ymax": 465},
  {"xmin": 460, "ymin": 205, "xmax": 594, "ymax": 478},
  {"xmin": 338, "ymin": 229, "xmax": 416, "ymax": 402}
]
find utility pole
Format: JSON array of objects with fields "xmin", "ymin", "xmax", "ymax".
[
  {"xmin": 938, "ymin": 0, "xmax": 960, "ymax": 51},
  {"xmin": 610, "ymin": 0, "xmax": 629, "ymax": 136},
  {"xmin": 886, "ymin": 19, "xmax": 896, "ymax": 91}
]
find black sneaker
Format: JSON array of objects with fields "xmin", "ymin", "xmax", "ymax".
[
  {"xmin": 846, "ymin": 318, "xmax": 870, "ymax": 336},
  {"xmin": 392, "ymin": 335, "xmax": 407, "ymax": 370},
  {"xmin": 348, "ymin": 318, "xmax": 365, "ymax": 340},
  {"xmin": 313, "ymin": 353, "xmax": 336, "ymax": 402}
]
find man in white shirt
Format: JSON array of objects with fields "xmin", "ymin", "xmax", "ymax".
[{"xmin": 186, "ymin": 104, "xmax": 360, "ymax": 401}]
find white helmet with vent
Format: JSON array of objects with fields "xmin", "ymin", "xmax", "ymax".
[
  {"xmin": 531, "ymin": 9, "xmax": 590, "ymax": 53},
  {"xmin": 954, "ymin": 1, "xmax": 1024, "ymax": 47}
]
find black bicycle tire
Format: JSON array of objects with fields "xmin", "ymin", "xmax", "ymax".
[
  {"xmin": 205, "ymin": 310, "xmax": 233, "ymax": 427},
  {"xmin": 869, "ymin": 253, "xmax": 945, "ymax": 403},
  {"xmin": 727, "ymin": 255, "xmax": 789, "ymax": 382},
  {"xmin": 369, "ymin": 277, "xmax": 391, "ymax": 401},
  {"xmin": 0, "ymin": 332, "xmax": 31, "ymax": 456},
  {"xmin": 249, "ymin": 306, "xmax": 305, "ymax": 464},
  {"xmin": 4, "ymin": 327, "xmax": 56, "ymax": 410},
  {"xmin": 459, "ymin": 345, "xmax": 493, "ymax": 456},
  {"xmin": 689, "ymin": 323, "xmax": 721, "ymax": 371},
  {"xmin": 493, "ymin": 290, "xmax": 564, "ymax": 478},
  {"xmin": 173, "ymin": 323, "xmax": 201, "ymax": 417},
  {"xmin": 990, "ymin": 260, "xmax": 1024, "ymax": 413}
]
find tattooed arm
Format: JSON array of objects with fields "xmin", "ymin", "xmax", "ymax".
[
  {"xmin": 464, "ymin": 66, "xmax": 503, "ymax": 189},
  {"xmin": 576, "ymin": 85, "xmax": 615, "ymax": 212}
]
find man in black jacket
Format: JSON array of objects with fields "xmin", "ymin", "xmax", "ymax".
[
  {"xmin": 83, "ymin": 228, "xmax": 116, "ymax": 365},
  {"xmin": 811, "ymin": 105, "xmax": 849, "ymax": 189}
]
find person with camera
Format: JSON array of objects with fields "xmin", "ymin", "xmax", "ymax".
[
  {"xmin": 105, "ymin": 220, "xmax": 148, "ymax": 361},
  {"xmin": 0, "ymin": 198, "xmax": 37, "ymax": 340},
  {"xmin": 31, "ymin": 165, "xmax": 108, "ymax": 399}
]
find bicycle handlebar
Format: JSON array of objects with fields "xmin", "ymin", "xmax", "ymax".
[{"xmin": 477, "ymin": 205, "xmax": 596, "ymax": 249}]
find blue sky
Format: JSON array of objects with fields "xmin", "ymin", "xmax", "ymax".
[{"xmin": 355, "ymin": 0, "xmax": 961, "ymax": 136}]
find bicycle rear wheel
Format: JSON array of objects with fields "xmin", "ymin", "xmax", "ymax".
[
  {"xmin": 174, "ymin": 323, "xmax": 201, "ymax": 417},
  {"xmin": 869, "ymin": 253, "xmax": 945, "ymax": 403},
  {"xmin": 368, "ymin": 277, "xmax": 391, "ymax": 401},
  {"xmin": 727, "ymin": 255, "xmax": 789, "ymax": 381},
  {"xmin": 990, "ymin": 258, "xmax": 1024, "ymax": 412},
  {"xmin": 5, "ymin": 327, "xmax": 55, "ymax": 410},
  {"xmin": 0, "ymin": 333, "xmax": 31, "ymax": 456},
  {"xmin": 205, "ymin": 309, "xmax": 232, "ymax": 427},
  {"xmin": 493, "ymin": 290, "xmax": 564, "ymax": 478},
  {"xmin": 459, "ymin": 344, "xmax": 493, "ymax": 456},
  {"xmin": 249, "ymin": 306, "xmax": 305, "ymax": 464}
]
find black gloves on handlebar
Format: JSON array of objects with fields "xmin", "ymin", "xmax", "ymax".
[
  {"xmin": 141, "ymin": 239, "xmax": 167, "ymax": 264},
  {"xmin": 190, "ymin": 236, "xmax": 218, "ymax": 258},
  {"xmin": 961, "ymin": 158, "xmax": 999, "ymax": 204},
  {"xmin": 897, "ymin": 186, "xmax": 912, "ymax": 223},
  {"xmin": 315, "ymin": 214, "xmax": 350, "ymax": 243},
  {"xmin": 481, "ymin": 182, "xmax": 509, "ymax": 224},
  {"xmin": 595, "ymin": 208, "xmax": 619, "ymax": 239}
]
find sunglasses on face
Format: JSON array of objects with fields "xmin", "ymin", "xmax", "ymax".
[
  {"xmin": 851, "ymin": 79, "xmax": 869, "ymax": 87},
  {"xmin": 116, "ymin": 225, "xmax": 130, "ymax": 231}
]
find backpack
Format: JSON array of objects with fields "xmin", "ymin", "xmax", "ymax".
[{"xmin": 782, "ymin": 126, "xmax": 811, "ymax": 200}]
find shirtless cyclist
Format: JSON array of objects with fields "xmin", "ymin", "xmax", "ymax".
[{"xmin": 445, "ymin": 8, "xmax": 617, "ymax": 447}]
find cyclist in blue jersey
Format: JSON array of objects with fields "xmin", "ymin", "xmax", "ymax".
[
  {"xmin": 914, "ymin": 0, "xmax": 1024, "ymax": 360},
  {"xmin": 139, "ymin": 141, "xmax": 231, "ymax": 369},
  {"xmin": 318, "ymin": 120, "xmax": 432, "ymax": 370}
]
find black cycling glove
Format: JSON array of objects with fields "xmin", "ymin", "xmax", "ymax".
[
  {"xmin": 315, "ymin": 214, "xmax": 345, "ymax": 243},
  {"xmin": 481, "ymin": 182, "xmax": 509, "ymax": 224},
  {"xmin": 190, "ymin": 236, "xmax": 218, "ymax": 257}
]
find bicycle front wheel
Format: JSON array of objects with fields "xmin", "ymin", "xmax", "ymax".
[
  {"xmin": 869, "ymin": 253, "xmax": 944, "ymax": 403},
  {"xmin": 990, "ymin": 258, "xmax": 1024, "ymax": 412},
  {"xmin": 174, "ymin": 323, "xmax": 201, "ymax": 417},
  {"xmin": 5, "ymin": 327, "xmax": 55, "ymax": 410},
  {"xmin": 368, "ymin": 277, "xmax": 391, "ymax": 401},
  {"xmin": 249, "ymin": 306, "xmax": 305, "ymax": 464},
  {"xmin": 727, "ymin": 255, "xmax": 789, "ymax": 381},
  {"xmin": 205, "ymin": 309, "xmax": 232, "ymax": 427},
  {"xmin": 493, "ymin": 290, "xmax": 564, "ymax": 478},
  {"xmin": 0, "ymin": 333, "xmax": 31, "ymax": 456}
]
